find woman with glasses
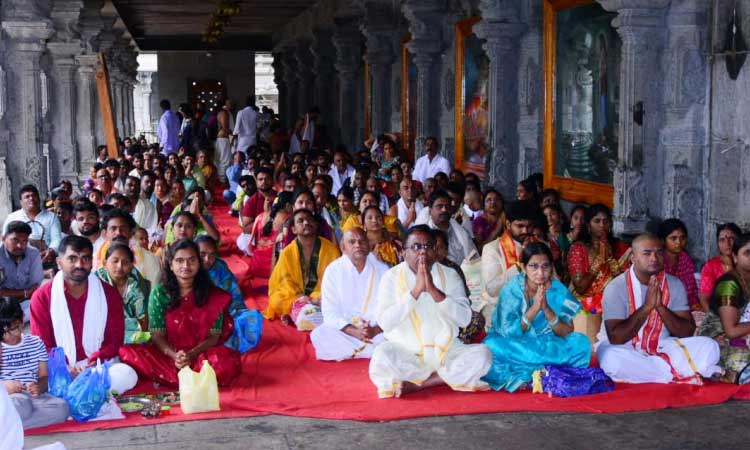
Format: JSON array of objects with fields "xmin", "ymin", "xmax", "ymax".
[
  {"xmin": 0, "ymin": 298, "xmax": 69, "ymax": 429},
  {"xmin": 482, "ymin": 242, "xmax": 590, "ymax": 392}
]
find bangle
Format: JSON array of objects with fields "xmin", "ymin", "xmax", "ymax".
[
  {"xmin": 521, "ymin": 315, "xmax": 531, "ymax": 329},
  {"xmin": 548, "ymin": 316, "xmax": 560, "ymax": 328}
]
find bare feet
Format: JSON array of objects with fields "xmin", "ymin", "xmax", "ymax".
[
  {"xmin": 393, "ymin": 374, "xmax": 443, "ymax": 398},
  {"xmin": 281, "ymin": 315, "xmax": 293, "ymax": 326}
]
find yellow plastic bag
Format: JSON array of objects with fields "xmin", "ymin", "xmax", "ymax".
[{"xmin": 178, "ymin": 361, "xmax": 220, "ymax": 414}]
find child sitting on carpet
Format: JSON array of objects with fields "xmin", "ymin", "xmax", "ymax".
[{"xmin": 0, "ymin": 298, "xmax": 70, "ymax": 429}]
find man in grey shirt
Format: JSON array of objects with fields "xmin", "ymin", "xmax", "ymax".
[
  {"xmin": 0, "ymin": 221, "xmax": 44, "ymax": 322},
  {"xmin": 596, "ymin": 233, "xmax": 720, "ymax": 384}
]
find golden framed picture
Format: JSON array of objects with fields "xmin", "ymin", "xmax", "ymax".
[
  {"xmin": 543, "ymin": 0, "xmax": 621, "ymax": 207},
  {"xmin": 455, "ymin": 16, "xmax": 490, "ymax": 179}
]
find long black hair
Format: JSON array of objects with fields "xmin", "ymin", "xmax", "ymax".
[
  {"xmin": 162, "ymin": 239, "xmax": 213, "ymax": 309},
  {"xmin": 578, "ymin": 203, "xmax": 616, "ymax": 249},
  {"xmin": 0, "ymin": 298, "xmax": 23, "ymax": 334},
  {"xmin": 263, "ymin": 191, "xmax": 294, "ymax": 236}
]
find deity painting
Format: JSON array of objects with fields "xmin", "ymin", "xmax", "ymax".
[
  {"xmin": 456, "ymin": 21, "xmax": 490, "ymax": 179},
  {"xmin": 553, "ymin": 3, "xmax": 620, "ymax": 185}
]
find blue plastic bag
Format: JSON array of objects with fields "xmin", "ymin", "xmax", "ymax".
[
  {"xmin": 534, "ymin": 365, "xmax": 614, "ymax": 398},
  {"xmin": 64, "ymin": 361, "xmax": 111, "ymax": 422},
  {"xmin": 48, "ymin": 347, "xmax": 72, "ymax": 398},
  {"xmin": 225, "ymin": 309, "xmax": 263, "ymax": 353}
]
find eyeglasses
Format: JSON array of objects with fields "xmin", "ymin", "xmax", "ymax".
[
  {"xmin": 3, "ymin": 324, "xmax": 22, "ymax": 335},
  {"xmin": 406, "ymin": 242, "xmax": 435, "ymax": 252},
  {"xmin": 526, "ymin": 263, "xmax": 552, "ymax": 272}
]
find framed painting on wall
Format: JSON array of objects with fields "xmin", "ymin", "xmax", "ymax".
[
  {"xmin": 455, "ymin": 16, "xmax": 490, "ymax": 179},
  {"xmin": 543, "ymin": 0, "xmax": 621, "ymax": 207},
  {"xmin": 401, "ymin": 36, "xmax": 417, "ymax": 161}
]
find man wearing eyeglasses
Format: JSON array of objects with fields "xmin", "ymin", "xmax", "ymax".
[
  {"xmin": 369, "ymin": 225, "xmax": 491, "ymax": 398},
  {"xmin": 3, "ymin": 185, "xmax": 62, "ymax": 268},
  {"xmin": 0, "ymin": 222, "xmax": 44, "ymax": 323}
]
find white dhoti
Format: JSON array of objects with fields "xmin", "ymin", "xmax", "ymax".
[
  {"xmin": 596, "ymin": 336, "xmax": 721, "ymax": 384},
  {"xmin": 310, "ymin": 325, "xmax": 384, "ymax": 361},
  {"xmin": 369, "ymin": 340, "xmax": 491, "ymax": 398},
  {"xmin": 215, "ymin": 137, "xmax": 232, "ymax": 182}
]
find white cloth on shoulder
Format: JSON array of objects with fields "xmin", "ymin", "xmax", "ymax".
[{"xmin": 50, "ymin": 272, "xmax": 108, "ymax": 365}]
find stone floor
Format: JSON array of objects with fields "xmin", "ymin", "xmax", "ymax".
[{"xmin": 24, "ymin": 400, "xmax": 749, "ymax": 450}]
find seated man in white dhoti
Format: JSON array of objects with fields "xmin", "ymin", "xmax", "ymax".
[
  {"xmin": 369, "ymin": 225, "xmax": 492, "ymax": 398},
  {"xmin": 310, "ymin": 228, "xmax": 389, "ymax": 361},
  {"xmin": 596, "ymin": 233, "xmax": 721, "ymax": 384}
]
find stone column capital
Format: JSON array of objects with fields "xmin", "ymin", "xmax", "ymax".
[
  {"xmin": 2, "ymin": 21, "xmax": 54, "ymax": 52},
  {"xmin": 402, "ymin": 0, "xmax": 444, "ymax": 57},
  {"xmin": 47, "ymin": 41, "xmax": 83, "ymax": 61},
  {"xmin": 474, "ymin": 21, "xmax": 527, "ymax": 60},
  {"xmin": 311, "ymin": 28, "xmax": 337, "ymax": 78},
  {"xmin": 50, "ymin": 0, "xmax": 84, "ymax": 43},
  {"xmin": 332, "ymin": 20, "xmax": 362, "ymax": 75}
]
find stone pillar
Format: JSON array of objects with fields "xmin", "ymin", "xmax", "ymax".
[
  {"xmin": 311, "ymin": 27, "xmax": 337, "ymax": 145},
  {"xmin": 403, "ymin": 0, "xmax": 444, "ymax": 157},
  {"xmin": 282, "ymin": 49, "xmax": 299, "ymax": 130},
  {"xmin": 295, "ymin": 39, "xmax": 315, "ymax": 115},
  {"xmin": 111, "ymin": 68, "xmax": 124, "ymax": 138},
  {"xmin": 362, "ymin": 2, "xmax": 397, "ymax": 139},
  {"xmin": 475, "ymin": 3, "xmax": 526, "ymax": 192},
  {"xmin": 48, "ymin": 42, "xmax": 82, "ymax": 185},
  {"xmin": 333, "ymin": 14, "xmax": 363, "ymax": 152},
  {"xmin": 134, "ymin": 71, "xmax": 154, "ymax": 136},
  {"xmin": 271, "ymin": 52, "xmax": 287, "ymax": 127},
  {"xmin": 2, "ymin": 20, "xmax": 55, "ymax": 197},
  {"xmin": 75, "ymin": 54, "xmax": 98, "ymax": 172},
  {"xmin": 600, "ymin": 0, "xmax": 671, "ymax": 234}
]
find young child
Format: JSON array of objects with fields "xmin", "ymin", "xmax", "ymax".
[{"xmin": 1, "ymin": 298, "xmax": 69, "ymax": 429}]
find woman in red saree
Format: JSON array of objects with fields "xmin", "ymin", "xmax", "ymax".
[
  {"xmin": 248, "ymin": 191, "xmax": 293, "ymax": 277},
  {"xmin": 567, "ymin": 204, "xmax": 630, "ymax": 315},
  {"xmin": 119, "ymin": 239, "xmax": 241, "ymax": 386}
]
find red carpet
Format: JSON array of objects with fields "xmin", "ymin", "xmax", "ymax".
[{"xmin": 26, "ymin": 187, "xmax": 750, "ymax": 435}]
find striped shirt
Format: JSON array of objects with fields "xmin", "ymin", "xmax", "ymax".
[{"xmin": 1, "ymin": 335, "xmax": 47, "ymax": 384}]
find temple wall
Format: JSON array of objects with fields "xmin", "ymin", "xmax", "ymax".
[{"xmin": 156, "ymin": 51, "xmax": 256, "ymax": 110}]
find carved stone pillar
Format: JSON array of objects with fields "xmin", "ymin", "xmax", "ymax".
[
  {"xmin": 362, "ymin": 2, "xmax": 397, "ymax": 139},
  {"xmin": 311, "ymin": 28, "xmax": 337, "ymax": 143},
  {"xmin": 600, "ymin": 0, "xmax": 671, "ymax": 234},
  {"xmin": 75, "ymin": 54, "xmax": 98, "ymax": 172},
  {"xmin": 2, "ymin": 20, "xmax": 55, "ymax": 197},
  {"xmin": 333, "ymin": 15, "xmax": 363, "ymax": 152},
  {"xmin": 403, "ymin": 0, "xmax": 444, "ymax": 157},
  {"xmin": 475, "ymin": 2, "xmax": 526, "ymax": 192},
  {"xmin": 295, "ymin": 40, "xmax": 315, "ymax": 115},
  {"xmin": 271, "ymin": 53, "xmax": 287, "ymax": 126},
  {"xmin": 281, "ymin": 49, "xmax": 299, "ymax": 130}
]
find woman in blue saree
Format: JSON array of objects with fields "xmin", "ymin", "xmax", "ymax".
[{"xmin": 483, "ymin": 242, "xmax": 591, "ymax": 392}]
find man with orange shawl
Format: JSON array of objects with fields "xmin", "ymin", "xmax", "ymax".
[
  {"xmin": 264, "ymin": 209, "xmax": 339, "ymax": 329},
  {"xmin": 596, "ymin": 234, "xmax": 720, "ymax": 384},
  {"xmin": 480, "ymin": 200, "xmax": 537, "ymax": 328}
]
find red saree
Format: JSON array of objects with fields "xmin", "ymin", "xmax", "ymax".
[{"xmin": 119, "ymin": 286, "xmax": 241, "ymax": 386}]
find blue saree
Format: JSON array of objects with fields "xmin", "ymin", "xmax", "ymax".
[{"xmin": 482, "ymin": 274, "xmax": 591, "ymax": 392}]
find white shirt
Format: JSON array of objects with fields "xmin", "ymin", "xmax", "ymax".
[
  {"xmin": 233, "ymin": 106, "xmax": 260, "ymax": 152},
  {"xmin": 0, "ymin": 386, "xmax": 23, "ymax": 450},
  {"xmin": 396, "ymin": 198, "xmax": 424, "ymax": 225},
  {"xmin": 321, "ymin": 254, "xmax": 389, "ymax": 331},
  {"xmin": 412, "ymin": 153, "xmax": 451, "ymax": 184},
  {"xmin": 302, "ymin": 113, "xmax": 316, "ymax": 144},
  {"xmin": 3, "ymin": 208, "xmax": 62, "ymax": 250},
  {"xmin": 328, "ymin": 164, "xmax": 356, "ymax": 195},
  {"xmin": 133, "ymin": 198, "xmax": 159, "ymax": 235}
]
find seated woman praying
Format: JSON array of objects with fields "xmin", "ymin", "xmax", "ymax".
[
  {"xmin": 698, "ymin": 233, "xmax": 750, "ymax": 383},
  {"xmin": 1, "ymin": 298, "xmax": 69, "ymax": 429},
  {"xmin": 163, "ymin": 187, "xmax": 219, "ymax": 245},
  {"xmin": 96, "ymin": 243, "xmax": 151, "ymax": 344},
  {"xmin": 247, "ymin": 191, "xmax": 293, "ymax": 277},
  {"xmin": 482, "ymin": 242, "xmax": 591, "ymax": 392},
  {"xmin": 119, "ymin": 239, "xmax": 241, "ymax": 386},
  {"xmin": 657, "ymin": 218, "xmax": 699, "ymax": 312}
]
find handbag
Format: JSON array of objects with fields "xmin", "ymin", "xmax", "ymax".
[
  {"xmin": 532, "ymin": 365, "xmax": 614, "ymax": 398},
  {"xmin": 179, "ymin": 360, "xmax": 220, "ymax": 414}
]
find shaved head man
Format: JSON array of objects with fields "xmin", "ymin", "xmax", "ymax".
[{"xmin": 596, "ymin": 233, "xmax": 721, "ymax": 384}]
